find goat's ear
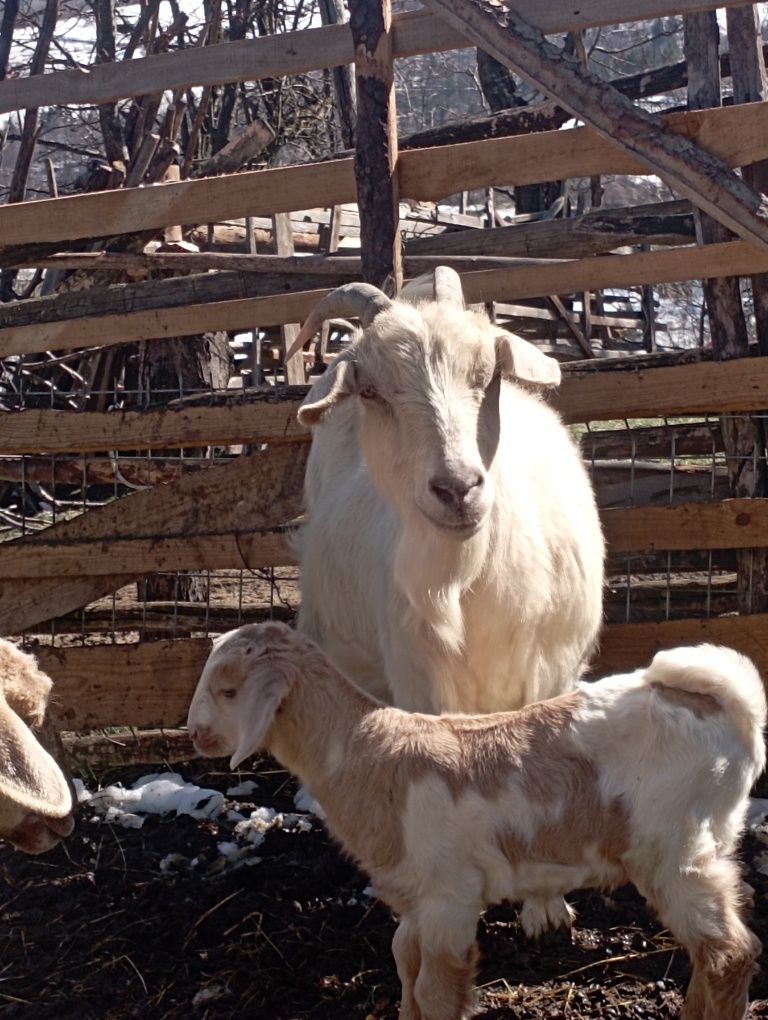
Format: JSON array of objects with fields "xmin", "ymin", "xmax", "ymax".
[
  {"xmin": 298, "ymin": 351, "xmax": 357, "ymax": 426},
  {"xmin": 229, "ymin": 663, "xmax": 297, "ymax": 769},
  {"xmin": 495, "ymin": 331, "xmax": 561, "ymax": 388},
  {"xmin": 0, "ymin": 698, "xmax": 72, "ymax": 818}
]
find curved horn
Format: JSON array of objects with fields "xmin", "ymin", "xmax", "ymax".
[
  {"xmin": 285, "ymin": 283, "xmax": 392, "ymax": 363},
  {"xmin": 433, "ymin": 265, "xmax": 465, "ymax": 309}
]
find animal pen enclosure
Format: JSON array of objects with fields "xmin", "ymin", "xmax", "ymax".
[{"xmin": 2, "ymin": 0, "xmax": 768, "ymax": 763}]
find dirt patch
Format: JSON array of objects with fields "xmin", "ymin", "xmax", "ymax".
[{"xmin": 1, "ymin": 758, "xmax": 766, "ymax": 1019}]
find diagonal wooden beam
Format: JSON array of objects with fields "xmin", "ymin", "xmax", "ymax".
[{"xmin": 422, "ymin": 0, "xmax": 768, "ymax": 253}]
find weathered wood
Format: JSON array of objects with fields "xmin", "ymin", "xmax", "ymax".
[
  {"xmin": 4, "ymin": 496, "xmax": 766, "ymax": 581},
  {"xmin": 2, "ymin": 101, "xmax": 767, "ymax": 250},
  {"xmin": 684, "ymin": 12, "xmax": 750, "ymax": 360},
  {"xmin": 34, "ymin": 609, "xmax": 768, "ymax": 730},
  {"xmin": 0, "ymin": 2, "xmax": 751, "ymax": 115},
  {"xmin": 38, "ymin": 639, "xmax": 212, "ymax": 730},
  {"xmin": 13, "ymin": 251, "xmax": 557, "ymax": 276},
  {"xmin": 63, "ymin": 728, "xmax": 196, "ymax": 767},
  {"xmin": 0, "ymin": 268, "xmax": 341, "ymax": 331},
  {"xmin": 594, "ymin": 613, "xmax": 768, "ymax": 680},
  {"xmin": 272, "ymin": 213, "xmax": 306, "ymax": 385},
  {"xmin": 8, "ymin": 237, "xmax": 768, "ymax": 358},
  {"xmin": 408, "ymin": 200, "xmax": 695, "ymax": 259},
  {"xmin": 602, "ymin": 499, "xmax": 768, "ymax": 554},
  {"xmin": 401, "ymin": 99, "xmax": 569, "ymax": 151},
  {"xmin": 0, "ymin": 574, "xmax": 138, "ymax": 635},
  {"xmin": 727, "ymin": 6, "xmax": 768, "ymax": 356},
  {"xmin": 581, "ymin": 422, "xmax": 723, "ymax": 461},
  {"xmin": 0, "ymin": 455, "xmax": 211, "ymax": 487},
  {"xmin": 556, "ymin": 355, "xmax": 768, "ymax": 423},
  {"xmin": 421, "ymin": 0, "xmax": 768, "ymax": 253},
  {"xmin": 0, "ymin": 393, "xmax": 306, "ymax": 455},
  {"xmin": 350, "ymin": 0, "xmax": 401, "ymax": 289},
  {"xmin": 0, "ymin": 446, "xmax": 306, "ymax": 580}
]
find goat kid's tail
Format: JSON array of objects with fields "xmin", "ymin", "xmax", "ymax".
[{"xmin": 645, "ymin": 644, "xmax": 767, "ymax": 765}]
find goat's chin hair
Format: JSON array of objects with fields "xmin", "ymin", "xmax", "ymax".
[{"xmin": 394, "ymin": 513, "xmax": 488, "ymax": 653}]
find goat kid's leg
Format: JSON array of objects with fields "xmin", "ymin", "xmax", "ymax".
[
  {"xmin": 647, "ymin": 861, "xmax": 759, "ymax": 1020},
  {"xmin": 393, "ymin": 916, "xmax": 422, "ymax": 1020},
  {"xmin": 412, "ymin": 902, "xmax": 480, "ymax": 1020}
]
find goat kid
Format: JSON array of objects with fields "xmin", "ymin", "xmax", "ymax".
[
  {"xmin": 188, "ymin": 623, "xmax": 764, "ymax": 1020},
  {"xmin": 0, "ymin": 639, "xmax": 74, "ymax": 854}
]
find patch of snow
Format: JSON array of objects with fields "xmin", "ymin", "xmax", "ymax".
[
  {"xmin": 294, "ymin": 785, "xmax": 325, "ymax": 819},
  {"xmin": 747, "ymin": 798, "xmax": 768, "ymax": 831},
  {"xmin": 192, "ymin": 984, "xmax": 226, "ymax": 1007},
  {"xmin": 159, "ymin": 853, "xmax": 189, "ymax": 874},
  {"xmin": 226, "ymin": 780, "xmax": 258, "ymax": 796},
  {"xmin": 79, "ymin": 773, "xmax": 225, "ymax": 826},
  {"xmin": 754, "ymin": 851, "xmax": 768, "ymax": 877}
]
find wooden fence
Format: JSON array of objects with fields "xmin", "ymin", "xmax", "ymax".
[{"xmin": 2, "ymin": 0, "xmax": 768, "ymax": 738}]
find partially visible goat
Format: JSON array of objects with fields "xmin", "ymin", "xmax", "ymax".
[
  {"xmin": 288, "ymin": 268, "xmax": 604, "ymax": 714},
  {"xmin": 189, "ymin": 622, "xmax": 765, "ymax": 1020},
  {"xmin": 0, "ymin": 640, "xmax": 74, "ymax": 854}
]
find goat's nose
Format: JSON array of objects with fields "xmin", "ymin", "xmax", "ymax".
[{"xmin": 429, "ymin": 469, "xmax": 484, "ymax": 509}]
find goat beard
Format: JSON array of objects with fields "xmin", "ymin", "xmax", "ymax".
[{"xmin": 394, "ymin": 520, "xmax": 488, "ymax": 654}]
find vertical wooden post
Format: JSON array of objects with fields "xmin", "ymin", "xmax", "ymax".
[
  {"xmin": 727, "ymin": 7, "xmax": 768, "ymax": 357},
  {"xmin": 685, "ymin": 11, "xmax": 767, "ymax": 614},
  {"xmin": 348, "ymin": 0, "xmax": 402, "ymax": 291},
  {"xmin": 684, "ymin": 13, "xmax": 749, "ymax": 359},
  {"xmin": 272, "ymin": 213, "xmax": 306, "ymax": 385}
]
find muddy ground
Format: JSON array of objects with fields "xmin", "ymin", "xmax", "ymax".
[{"xmin": 1, "ymin": 757, "xmax": 766, "ymax": 1020}]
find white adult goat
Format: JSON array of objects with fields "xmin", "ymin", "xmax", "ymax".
[
  {"xmin": 289, "ymin": 268, "xmax": 604, "ymax": 713},
  {"xmin": 189, "ymin": 622, "xmax": 765, "ymax": 1020},
  {"xmin": 0, "ymin": 639, "xmax": 74, "ymax": 854}
]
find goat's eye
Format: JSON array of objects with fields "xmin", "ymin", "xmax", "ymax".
[
  {"xmin": 220, "ymin": 688, "xmax": 237, "ymax": 700},
  {"xmin": 359, "ymin": 386, "xmax": 378, "ymax": 401}
]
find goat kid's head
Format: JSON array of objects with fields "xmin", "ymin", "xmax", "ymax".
[
  {"xmin": 294, "ymin": 270, "xmax": 561, "ymax": 535},
  {"xmin": 188, "ymin": 622, "xmax": 305, "ymax": 770},
  {"xmin": 0, "ymin": 641, "xmax": 74, "ymax": 855}
]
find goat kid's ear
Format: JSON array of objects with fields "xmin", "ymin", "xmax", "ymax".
[
  {"xmin": 0, "ymin": 698, "xmax": 72, "ymax": 819},
  {"xmin": 495, "ymin": 331, "xmax": 562, "ymax": 388},
  {"xmin": 229, "ymin": 664, "xmax": 296, "ymax": 770},
  {"xmin": 298, "ymin": 350, "xmax": 358, "ymax": 426}
]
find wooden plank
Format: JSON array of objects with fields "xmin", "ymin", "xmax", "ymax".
[
  {"xmin": 0, "ymin": 2, "xmax": 750, "ymax": 115},
  {"xmin": 422, "ymin": 0, "xmax": 768, "ymax": 254},
  {"xmin": 0, "ymin": 575, "xmax": 136, "ymax": 636},
  {"xmin": 0, "ymin": 395, "xmax": 306, "ymax": 454},
  {"xmin": 593, "ymin": 613, "xmax": 768, "ymax": 679},
  {"xmin": 407, "ymin": 200, "xmax": 695, "ymax": 259},
  {"xmin": 554, "ymin": 355, "xmax": 768, "ymax": 423},
  {"xmin": 6, "ymin": 497, "xmax": 764, "ymax": 581},
  {"xmin": 603, "ymin": 499, "xmax": 768, "ymax": 553},
  {"xmin": 36, "ymin": 610, "xmax": 768, "ymax": 729},
  {"xmin": 7, "ymin": 235, "xmax": 768, "ymax": 358},
  {"xmin": 2, "ymin": 356, "xmax": 768, "ymax": 462},
  {"xmin": 0, "ymin": 288, "xmax": 331, "ymax": 356},
  {"xmin": 39, "ymin": 638, "xmax": 212, "ymax": 730},
  {"xmin": 272, "ymin": 213, "xmax": 306, "ymax": 385},
  {"xmin": 1, "ymin": 101, "xmax": 767, "ymax": 249},
  {"xmin": 0, "ymin": 446, "xmax": 307, "ymax": 580}
]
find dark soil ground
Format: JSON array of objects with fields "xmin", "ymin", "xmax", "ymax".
[{"xmin": 1, "ymin": 757, "xmax": 767, "ymax": 1020}]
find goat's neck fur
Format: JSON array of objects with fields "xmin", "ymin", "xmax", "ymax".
[
  {"xmin": 266, "ymin": 656, "xmax": 403, "ymax": 875},
  {"xmin": 393, "ymin": 510, "xmax": 490, "ymax": 655}
]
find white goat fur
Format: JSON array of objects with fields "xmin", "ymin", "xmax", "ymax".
[
  {"xmin": 188, "ymin": 623, "xmax": 766, "ymax": 1020},
  {"xmin": 296, "ymin": 298, "xmax": 604, "ymax": 713},
  {"xmin": 0, "ymin": 639, "xmax": 74, "ymax": 854}
]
